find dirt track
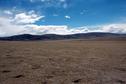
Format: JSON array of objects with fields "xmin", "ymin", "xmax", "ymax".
[{"xmin": 0, "ymin": 40, "xmax": 126, "ymax": 84}]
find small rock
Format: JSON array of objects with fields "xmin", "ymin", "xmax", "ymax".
[
  {"xmin": 2, "ymin": 70, "xmax": 11, "ymax": 73},
  {"xmin": 116, "ymin": 79, "xmax": 125, "ymax": 84},
  {"xmin": 13, "ymin": 75, "xmax": 24, "ymax": 78},
  {"xmin": 73, "ymin": 79, "xmax": 81, "ymax": 83}
]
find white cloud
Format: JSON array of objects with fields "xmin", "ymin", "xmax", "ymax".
[
  {"xmin": 76, "ymin": 24, "xmax": 126, "ymax": 33},
  {"xmin": 0, "ymin": 11, "xmax": 45, "ymax": 36},
  {"xmin": 0, "ymin": 10, "xmax": 126, "ymax": 37},
  {"xmin": 100, "ymin": 24, "xmax": 126, "ymax": 33},
  {"xmin": 25, "ymin": 25, "xmax": 71, "ymax": 35},
  {"xmin": 0, "ymin": 16, "xmax": 88, "ymax": 36},
  {"xmin": 0, "ymin": 17, "xmax": 26, "ymax": 36},
  {"xmin": 0, "ymin": 15, "xmax": 126, "ymax": 37},
  {"xmin": 13, "ymin": 12, "xmax": 44, "ymax": 24},
  {"xmin": 4, "ymin": 10, "xmax": 13, "ymax": 15},
  {"xmin": 65, "ymin": 15, "xmax": 71, "ymax": 19}
]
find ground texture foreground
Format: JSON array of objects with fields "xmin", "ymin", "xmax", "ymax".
[{"xmin": 0, "ymin": 40, "xmax": 126, "ymax": 84}]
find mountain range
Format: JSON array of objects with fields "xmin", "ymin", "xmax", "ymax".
[{"xmin": 0, "ymin": 32, "xmax": 126, "ymax": 41}]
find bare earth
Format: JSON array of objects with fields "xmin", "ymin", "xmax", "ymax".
[{"xmin": 0, "ymin": 40, "xmax": 126, "ymax": 84}]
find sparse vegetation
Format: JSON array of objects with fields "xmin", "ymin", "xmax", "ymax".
[{"xmin": 0, "ymin": 40, "xmax": 126, "ymax": 84}]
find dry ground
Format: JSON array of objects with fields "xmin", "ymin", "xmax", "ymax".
[{"xmin": 0, "ymin": 40, "xmax": 126, "ymax": 84}]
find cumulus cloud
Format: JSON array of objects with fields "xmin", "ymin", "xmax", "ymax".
[
  {"xmin": 25, "ymin": 25, "xmax": 70, "ymax": 35},
  {"xmin": 0, "ymin": 16, "xmax": 88, "ymax": 36},
  {"xmin": 13, "ymin": 12, "xmax": 44, "ymax": 24},
  {"xmin": 0, "ymin": 17, "xmax": 26, "ymax": 36},
  {"xmin": 0, "ymin": 16, "xmax": 70, "ymax": 36},
  {"xmin": 0, "ymin": 10, "xmax": 126, "ymax": 37},
  {"xmin": 0, "ymin": 11, "xmax": 44, "ymax": 36},
  {"xmin": 20, "ymin": 24, "xmax": 126, "ymax": 35},
  {"xmin": 74, "ymin": 24, "xmax": 126, "ymax": 34},
  {"xmin": 100, "ymin": 24, "xmax": 126, "ymax": 33}
]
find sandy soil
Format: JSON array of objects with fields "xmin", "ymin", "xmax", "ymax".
[{"xmin": 0, "ymin": 40, "xmax": 126, "ymax": 84}]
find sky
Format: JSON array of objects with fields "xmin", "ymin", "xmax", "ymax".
[{"xmin": 0, "ymin": 0, "xmax": 126, "ymax": 36}]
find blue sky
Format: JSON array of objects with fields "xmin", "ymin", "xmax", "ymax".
[{"xmin": 0, "ymin": 0, "xmax": 126, "ymax": 36}]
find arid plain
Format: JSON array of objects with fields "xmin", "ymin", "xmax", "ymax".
[{"xmin": 0, "ymin": 40, "xmax": 126, "ymax": 84}]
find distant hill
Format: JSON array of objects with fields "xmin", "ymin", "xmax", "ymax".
[{"xmin": 0, "ymin": 32, "xmax": 126, "ymax": 41}]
